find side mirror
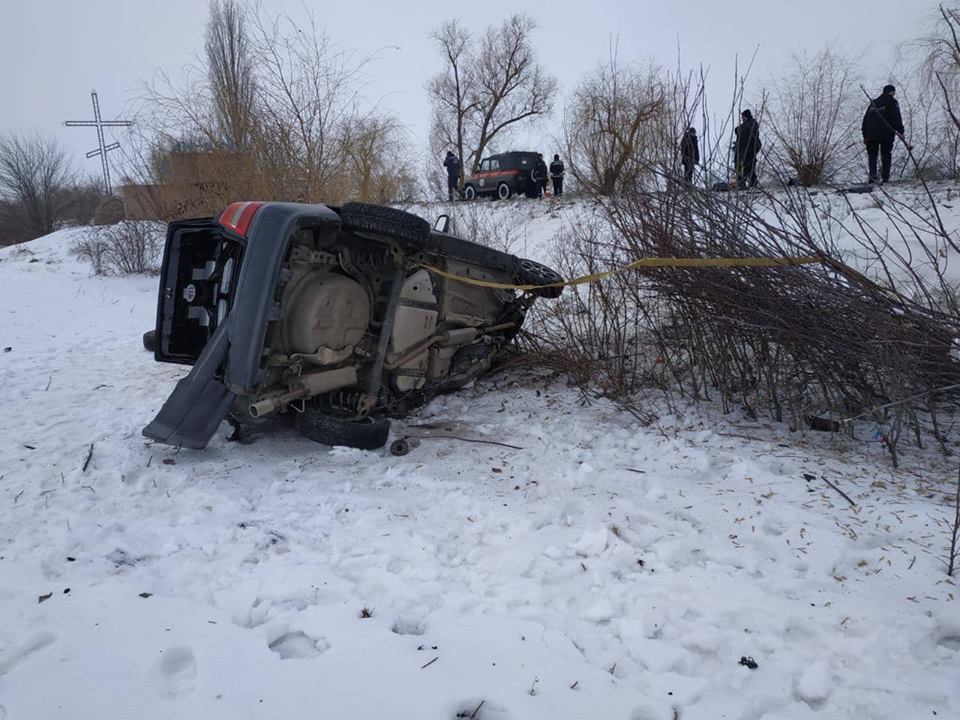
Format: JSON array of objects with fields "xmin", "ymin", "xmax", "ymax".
[{"xmin": 434, "ymin": 214, "xmax": 450, "ymax": 233}]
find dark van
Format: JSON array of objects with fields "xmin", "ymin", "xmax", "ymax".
[{"xmin": 462, "ymin": 151, "xmax": 541, "ymax": 200}]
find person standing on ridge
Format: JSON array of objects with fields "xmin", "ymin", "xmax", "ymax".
[
  {"xmin": 549, "ymin": 154, "xmax": 565, "ymax": 197},
  {"xmin": 862, "ymin": 84, "xmax": 910, "ymax": 184},
  {"xmin": 679, "ymin": 127, "xmax": 699, "ymax": 184},
  {"xmin": 532, "ymin": 154, "xmax": 549, "ymax": 198},
  {"xmin": 733, "ymin": 110, "xmax": 761, "ymax": 189},
  {"xmin": 443, "ymin": 150, "xmax": 461, "ymax": 201}
]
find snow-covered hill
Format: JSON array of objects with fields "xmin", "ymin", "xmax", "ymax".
[{"xmin": 0, "ymin": 201, "xmax": 958, "ymax": 720}]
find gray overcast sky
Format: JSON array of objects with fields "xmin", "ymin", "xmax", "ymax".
[{"xmin": 0, "ymin": 0, "xmax": 934, "ymax": 179}]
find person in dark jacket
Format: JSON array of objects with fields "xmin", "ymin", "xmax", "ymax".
[
  {"xmin": 862, "ymin": 85, "xmax": 908, "ymax": 184},
  {"xmin": 532, "ymin": 154, "xmax": 549, "ymax": 197},
  {"xmin": 679, "ymin": 127, "xmax": 699, "ymax": 183},
  {"xmin": 443, "ymin": 150, "xmax": 461, "ymax": 201},
  {"xmin": 549, "ymin": 154, "xmax": 565, "ymax": 197},
  {"xmin": 733, "ymin": 110, "xmax": 761, "ymax": 189}
]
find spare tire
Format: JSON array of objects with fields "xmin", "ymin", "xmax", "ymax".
[
  {"xmin": 516, "ymin": 258, "xmax": 565, "ymax": 299},
  {"xmin": 294, "ymin": 408, "xmax": 390, "ymax": 450},
  {"xmin": 142, "ymin": 329, "xmax": 157, "ymax": 352},
  {"xmin": 340, "ymin": 202, "xmax": 430, "ymax": 244}
]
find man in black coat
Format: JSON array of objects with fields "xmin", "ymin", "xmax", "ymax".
[
  {"xmin": 679, "ymin": 127, "xmax": 699, "ymax": 183},
  {"xmin": 734, "ymin": 110, "xmax": 761, "ymax": 189},
  {"xmin": 533, "ymin": 154, "xmax": 549, "ymax": 197},
  {"xmin": 862, "ymin": 85, "xmax": 908, "ymax": 184},
  {"xmin": 549, "ymin": 154, "xmax": 565, "ymax": 197},
  {"xmin": 443, "ymin": 150, "xmax": 461, "ymax": 201}
]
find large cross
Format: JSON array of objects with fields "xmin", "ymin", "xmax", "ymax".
[{"xmin": 63, "ymin": 91, "xmax": 133, "ymax": 195}]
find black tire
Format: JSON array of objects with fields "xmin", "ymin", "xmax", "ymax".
[
  {"xmin": 340, "ymin": 202, "xmax": 430, "ymax": 244},
  {"xmin": 294, "ymin": 408, "xmax": 390, "ymax": 450},
  {"xmin": 497, "ymin": 183, "xmax": 512, "ymax": 200},
  {"xmin": 463, "ymin": 185, "xmax": 476, "ymax": 201},
  {"xmin": 517, "ymin": 258, "xmax": 565, "ymax": 298},
  {"xmin": 142, "ymin": 329, "xmax": 157, "ymax": 352}
]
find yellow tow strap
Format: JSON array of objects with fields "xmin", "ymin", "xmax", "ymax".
[{"xmin": 419, "ymin": 255, "xmax": 823, "ymax": 292}]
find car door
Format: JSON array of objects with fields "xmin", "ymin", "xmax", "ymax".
[{"xmin": 477, "ymin": 158, "xmax": 492, "ymax": 193}]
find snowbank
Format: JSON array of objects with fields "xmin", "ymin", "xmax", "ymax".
[{"xmin": 0, "ymin": 200, "xmax": 958, "ymax": 719}]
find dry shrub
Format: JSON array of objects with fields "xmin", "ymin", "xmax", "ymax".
[
  {"xmin": 72, "ymin": 221, "xmax": 164, "ymax": 275},
  {"xmin": 563, "ymin": 59, "xmax": 668, "ymax": 195},
  {"xmin": 441, "ymin": 202, "xmax": 527, "ymax": 255},
  {"xmin": 528, "ymin": 180, "xmax": 960, "ymax": 465},
  {"xmin": 131, "ymin": 1, "xmax": 417, "ymax": 220}
]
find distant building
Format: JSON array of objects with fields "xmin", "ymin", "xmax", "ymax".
[{"xmin": 122, "ymin": 149, "xmax": 254, "ymax": 221}]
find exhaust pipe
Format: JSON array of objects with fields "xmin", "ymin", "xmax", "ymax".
[{"xmin": 248, "ymin": 366, "xmax": 358, "ymax": 417}]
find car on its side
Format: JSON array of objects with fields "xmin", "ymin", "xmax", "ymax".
[
  {"xmin": 462, "ymin": 151, "xmax": 542, "ymax": 201},
  {"xmin": 143, "ymin": 202, "xmax": 565, "ymax": 450}
]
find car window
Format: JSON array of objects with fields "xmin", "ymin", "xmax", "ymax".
[
  {"xmin": 519, "ymin": 157, "xmax": 530, "ymax": 166},
  {"xmin": 489, "ymin": 159, "xmax": 500, "ymax": 171},
  {"xmin": 480, "ymin": 160, "xmax": 490, "ymax": 172}
]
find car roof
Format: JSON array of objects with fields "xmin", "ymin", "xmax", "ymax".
[{"xmin": 488, "ymin": 151, "xmax": 539, "ymax": 159}]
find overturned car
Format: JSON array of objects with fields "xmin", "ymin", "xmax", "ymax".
[{"xmin": 143, "ymin": 202, "xmax": 564, "ymax": 450}]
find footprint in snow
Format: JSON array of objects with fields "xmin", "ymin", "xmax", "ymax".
[
  {"xmin": 268, "ymin": 631, "xmax": 330, "ymax": 660},
  {"xmin": 453, "ymin": 698, "xmax": 514, "ymax": 719},
  {"xmin": 0, "ymin": 632, "xmax": 55, "ymax": 676},
  {"xmin": 391, "ymin": 617, "xmax": 426, "ymax": 636},
  {"xmin": 937, "ymin": 634, "xmax": 960, "ymax": 651},
  {"xmin": 158, "ymin": 646, "xmax": 197, "ymax": 696}
]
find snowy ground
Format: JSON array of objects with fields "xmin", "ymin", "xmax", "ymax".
[{"xmin": 1, "ymin": 200, "xmax": 959, "ymax": 720}]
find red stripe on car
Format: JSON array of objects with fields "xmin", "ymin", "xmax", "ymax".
[{"xmin": 219, "ymin": 202, "xmax": 264, "ymax": 237}]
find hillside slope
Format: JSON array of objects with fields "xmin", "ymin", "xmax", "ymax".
[{"xmin": 0, "ymin": 204, "xmax": 957, "ymax": 720}]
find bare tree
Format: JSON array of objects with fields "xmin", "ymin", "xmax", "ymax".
[
  {"xmin": 906, "ymin": 5, "xmax": 960, "ymax": 179},
  {"xmin": 427, "ymin": 15, "xmax": 556, "ymax": 178},
  {"xmin": 563, "ymin": 58, "xmax": 666, "ymax": 195},
  {"xmin": 339, "ymin": 113, "xmax": 417, "ymax": 202},
  {"xmin": 469, "ymin": 15, "xmax": 557, "ymax": 173},
  {"xmin": 767, "ymin": 48, "xmax": 860, "ymax": 186},
  {"xmin": 136, "ymin": 2, "xmax": 415, "ymax": 215},
  {"xmin": 0, "ymin": 133, "xmax": 74, "ymax": 243},
  {"xmin": 248, "ymin": 6, "xmax": 375, "ymax": 202},
  {"xmin": 425, "ymin": 20, "xmax": 477, "ymax": 182},
  {"xmin": 205, "ymin": 0, "xmax": 257, "ymax": 150}
]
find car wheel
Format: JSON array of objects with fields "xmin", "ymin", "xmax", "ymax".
[
  {"xmin": 340, "ymin": 202, "xmax": 430, "ymax": 244},
  {"xmin": 516, "ymin": 258, "xmax": 565, "ymax": 298},
  {"xmin": 497, "ymin": 183, "xmax": 512, "ymax": 200},
  {"xmin": 464, "ymin": 185, "xmax": 476, "ymax": 201},
  {"xmin": 142, "ymin": 329, "xmax": 157, "ymax": 352},
  {"xmin": 294, "ymin": 408, "xmax": 391, "ymax": 450}
]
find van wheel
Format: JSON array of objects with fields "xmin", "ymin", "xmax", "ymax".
[
  {"xmin": 340, "ymin": 202, "xmax": 430, "ymax": 244},
  {"xmin": 295, "ymin": 408, "xmax": 390, "ymax": 450},
  {"xmin": 142, "ymin": 330, "xmax": 157, "ymax": 352},
  {"xmin": 497, "ymin": 183, "xmax": 512, "ymax": 200},
  {"xmin": 517, "ymin": 258, "xmax": 565, "ymax": 298},
  {"xmin": 464, "ymin": 185, "xmax": 476, "ymax": 201}
]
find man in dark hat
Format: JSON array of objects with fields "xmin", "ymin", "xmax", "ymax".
[
  {"xmin": 862, "ymin": 84, "xmax": 909, "ymax": 184},
  {"xmin": 680, "ymin": 127, "xmax": 699, "ymax": 183},
  {"xmin": 733, "ymin": 110, "xmax": 761, "ymax": 189},
  {"xmin": 549, "ymin": 154, "xmax": 565, "ymax": 197},
  {"xmin": 443, "ymin": 150, "xmax": 461, "ymax": 201}
]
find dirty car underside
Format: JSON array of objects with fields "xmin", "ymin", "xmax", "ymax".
[{"xmin": 143, "ymin": 202, "xmax": 564, "ymax": 450}]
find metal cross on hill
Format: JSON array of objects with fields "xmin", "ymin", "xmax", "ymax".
[{"xmin": 63, "ymin": 91, "xmax": 133, "ymax": 195}]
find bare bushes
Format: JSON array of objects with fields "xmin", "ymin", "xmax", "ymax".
[
  {"xmin": 529, "ymin": 183, "xmax": 960, "ymax": 464},
  {"xmin": 441, "ymin": 202, "xmax": 528, "ymax": 254},
  {"xmin": 135, "ymin": 1, "xmax": 416, "ymax": 219},
  {"xmin": 563, "ymin": 59, "xmax": 668, "ymax": 195},
  {"xmin": 767, "ymin": 48, "xmax": 861, "ymax": 186},
  {"xmin": 72, "ymin": 221, "xmax": 164, "ymax": 275}
]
